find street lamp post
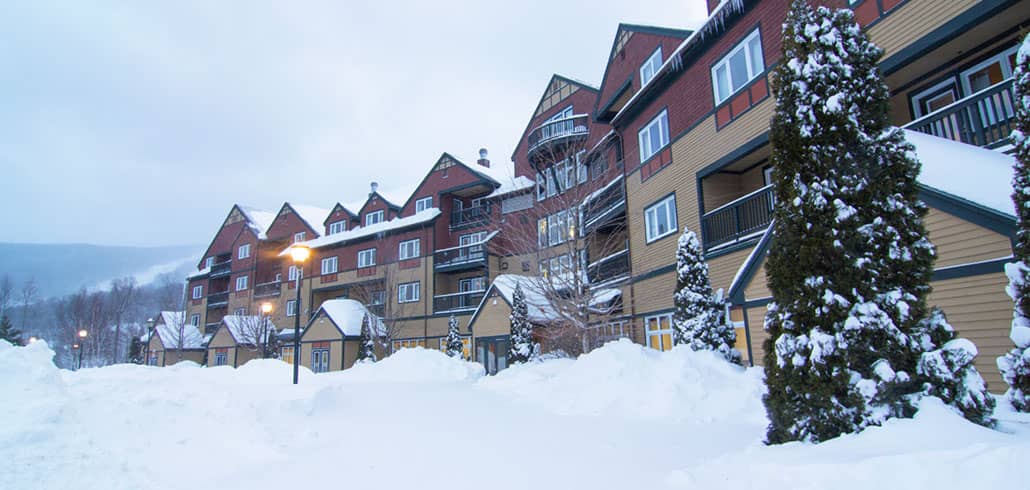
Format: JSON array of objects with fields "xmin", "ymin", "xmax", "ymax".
[
  {"xmin": 289, "ymin": 244, "xmax": 311, "ymax": 385},
  {"xmin": 261, "ymin": 302, "xmax": 273, "ymax": 358},
  {"xmin": 77, "ymin": 329, "xmax": 88, "ymax": 369}
]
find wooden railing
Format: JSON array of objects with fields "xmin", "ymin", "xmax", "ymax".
[
  {"xmin": 209, "ymin": 260, "xmax": 232, "ymax": 278},
  {"xmin": 582, "ymin": 177, "xmax": 626, "ymax": 231},
  {"xmin": 587, "ymin": 249, "xmax": 630, "ymax": 284},
  {"xmin": 434, "ymin": 243, "xmax": 487, "ymax": 270},
  {"xmin": 702, "ymin": 185, "xmax": 774, "ymax": 249},
  {"xmin": 206, "ymin": 291, "xmax": 229, "ymax": 308},
  {"xmin": 905, "ymin": 78, "xmax": 1015, "ymax": 149},
  {"xmin": 527, "ymin": 114, "xmax": 590, "ymax": 157},
  {"xmin": 253, "ymin": 281, "xmax": 281, "ymax": 298},
  {"xmin": 433, "ymin": 290, "xmax": 486, "ymax": 313},
  {"xmin": 451, "ymin": 205, "xmax": 491, "ymax": 229}
]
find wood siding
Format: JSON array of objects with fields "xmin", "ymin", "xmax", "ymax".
[{"xmin": 925, "ymin": 207, "xmax": 1013, "ymax": 268}]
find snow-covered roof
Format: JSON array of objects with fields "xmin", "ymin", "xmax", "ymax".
[
  {"xmin": 153, "ymin": 312, "xmax": 205, "ymax": 350},
  {"xmin": 238, "ymin": 205, "xmax": 277, "ymax": 239},
  {"xmin": 285, "ymin": 208, "xmax": 441, "ymax": 252},
  {"xmin": 221, "ymin": 315, "xmax": 278, "ymax": 344},
  {"xmin": 905, "ymin": 129, "xmax": 1016, "ymax": 216},
  {"xmin": 486, "ymin": 274, "xmax": 559, "ymax": 323},
  {"xmin": 289, "ymin": 203, "xmax": 331, "ymax": 236},
  {"xmin": 377, "ymin": 185, "xmax": 415, "ymax": 209},
  {"xmin": 187, "ymin": 267, "xmax": 210, "ymax": 279},
  {"xmin": 589, "ymin": 288, "xmax": 622, "ymax": 308},
  {"xmin": 313, "ymin": 299, "xmax": 386, "ymax": 337},
  {"xmin": 487, "ymin": 175, "xmax": 536, "ymax": 199}
]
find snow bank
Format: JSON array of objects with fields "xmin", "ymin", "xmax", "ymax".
[
  {"xmin": 481, "ymin": 339, "xmax": 766, "ymax": 424},
  {"xmin": 336, "ymin": 346, "xmax": 485, "ymax": 383}
]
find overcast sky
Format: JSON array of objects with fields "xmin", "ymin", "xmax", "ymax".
[{"xmin": 2, "ymin": 1, "xmax": 708, "ymax": 248}]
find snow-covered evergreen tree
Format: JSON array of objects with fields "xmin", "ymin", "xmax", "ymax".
[
  {"xmin": 763, "ymin": 1, "xmax": 992, "ymax": 442},
  {"xmin": 445, "ymin": 315, "xmax": 465, "ymax": 359},
  {"xmin": 915, "ymin": 308, "xmax": 995, "ymax": 425},
  {"xmin": 0, "ymin": 314, "xmax": 23, "ymax": 345},
  {"xmin": 356, "ymin": 313, "xmax": 376, "ymax": 363},
  {"xmin": 508, "ymin": 284, "xmax": 534, "ymax": 364},
  {"xmin": 672, "ymin": 229, "xmax": 742, "ymax": 364},
  {"xmin": 999, "ymin": 32, "xmax": 1030, "ymax": 412}
]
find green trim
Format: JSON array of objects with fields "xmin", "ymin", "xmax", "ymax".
[
  {"xmin": 740, "ymin": 304, "xmax": 754, "ymax": 367},
  {"xmin": 726, "ymin": 226, "xmax": 774, "ymax": 304},
  {"xmin": 704, "ymin": 234, "xmax": 764, "ymax": 261},
  {"xmin": 918, "ymin": 185, "xmax": 1015, "ymax": 239},
  {"xmin": 697, "ymin": 133, "xmax": 769, "ymax": 178},
  {"xmin": 631, "ymin": 263, "xmax": 676, "ymax": 284},
  {"xmin": 629, "ymin": 307, "xmax": 675, "ymax": 320},
  {"xmin": 933, "ymin": 257, "xmax": 1010, "ymax": 281},
  {"xmin": 879, "ymin": 0, "xmax": 1019, "ymax": 76}
]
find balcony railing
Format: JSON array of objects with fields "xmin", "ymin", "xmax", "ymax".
[
  {"xmin": 204, "ymin": 322, "xmax": 221, "ymax": 335},
  {"xmin": 582, "ymin": 176, "xmax": 626, "ymax": 232},
  {"xmin": 210, "ymin": 260, "xmax": 232, "ymax": 278},
  {"xmin": 702, "ymin": 185, "xmax": 774, "ymax": 249},
  {"xmin": 527, "ymin": 114, "xmax": 590, "ymax": 159},
  {"xmin": 434, "ymin": 290, "xmax": 486, "ymax": 313},
  {"xmin": 206, "ymin": 291, "xmax": 229, "ymax": 309},
  {"xmin": 905, "ymin": 78, "xmax": 1015, "ymax": 149},
  {"xmin": 434, "ymin": 243, "xmax": 487, "ymax": 272},
  {"xmin": 253, "ymin": 281, "xmax": 281, "ymax": 298},
  {"xmin": 588, "ymin": 249, "xmax": 630, "ymax": 285},
  {"xmin": 451, "ymin": 204, "xmax": 491, "ymax": 230}
]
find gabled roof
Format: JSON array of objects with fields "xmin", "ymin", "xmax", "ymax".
[
  {"xmin": 237, "ymin": 205, "xmax": 276, "ymax": 240},
  {"xmin": 511, "ymin": 74, "xmax": 600, "ymax": 162},
  {"xmin": 325, "ymin": 203, "xmax": 360, "ymax": 224},
  {"xmin": 286, "ymin": 203, "xmax": 330, "ymax": 237},
  {"xmin": 468, "ymin": 275, "xmax": 558, "ymax": 328},
  {"xmin": 150, "ymin": 311, "xmax": 205, "ymax": 350},
  {"xmin": 307, "ymin": 299, "xmax": 385, "ymax": 337},
  {"xmin": 219, "ymin": 315, "xmax": 278, "ymax": 345},
  {"xmin": 285, "ymin": 208, "xmax": 442, "ymax": 252},
  {"xmin": 358, "ymin": 190, "xmax": 404, "ymax": 216}
]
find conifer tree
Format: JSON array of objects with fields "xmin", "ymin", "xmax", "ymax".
[
  {"xmin": 672, "ymin": 229, "xmax": 742, "ymax": 364},
  {"xmin": 762, "ymin": 1, "xmax": 992, "ymax": 442},
  {"xmin": 915, "ymin": 308, "xmax": 995, "ymax": 425},
  {"xmin": 357, "ymin": 313, "xmax": 377, "ymax": 363},
  {"xmin": 0, "ymin": 314, "xmax": 23, "ymax": 345},
  {"xmin": 999, "ymin": 33, "xmax": 1030, "ymax": 412},
  {"xmin": 508, "ymin": 283, "xmax": 533, "ymax": 364},
  {"xmin": 445, "ymin": 315, "xmax": 465, "ymax": 359}
]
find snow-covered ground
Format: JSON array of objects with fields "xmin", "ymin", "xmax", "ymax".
[{"xmin": 3, "ymin": 339, "xmax": 1029, "ymax": 490}]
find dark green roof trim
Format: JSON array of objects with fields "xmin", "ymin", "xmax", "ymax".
[
  {"xmin": 630, "ymin": 263, "xmax": 676, "ymax": 284},
  {"xmin": 727, "ymin": 225, "xmax": 774, "ymax": 304},
  {"xmin": 933, "ymin": 257, "xmax": 1011, "ymax": 281},
  {"xmin": 595, "ymin": 76, "xmax": 633, "ymax": 122},
  {"xmin": 620, "ymin": 23, "xmax": 694, "ymax": 39},
  {"xmin": 918, "ymin": 184, "xmax": 1016, "ymax": 239},
  {"xmin": 704, "ymin": 234, "xmax": 764, "ymax": 261},
  {"xmin": 880, "ymin": 0, "xmax": 1020, "ymax": 76}
]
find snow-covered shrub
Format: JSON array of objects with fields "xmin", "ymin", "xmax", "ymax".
[
  {"xmin": 508, "ymin": 284, "xmax": 534, "ymax": 364},
  {"xmin": 444, "ymin": 315, "xmax": 464, "ymax": 359},
  {"xmin": 357, "ymin": 313, "xmax": 376, "ymax": 363},
  {"xmin": 672, "ymin": 229, "xmax": 741, "ymax": 364},
  {"xmin": 914, "ymin": 308, "xmax": 994, "ymax": 426}
]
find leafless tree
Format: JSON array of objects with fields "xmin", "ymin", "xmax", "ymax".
[
  {"xmin": 108, "ymin": 276, "xmax": 137, "ymax": 364},
  {"xmin": 0, "ymin": 274, "xmax": 13, "ymax": 318},
  {"xmin": 230, "ymin": 314, "xmax": 280, "ymax": 359},
  {"xmin": 19, "ymin": 277, "xmax": 38, "ymax": 332},
  {"xmin": 492, "ymin": 135, "xmax": 630, "ymax": 355}
]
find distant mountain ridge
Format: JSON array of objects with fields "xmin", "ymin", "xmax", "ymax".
[{"xmin": 0, "ymin": 242, "xmax": 200, "ymax": 299}]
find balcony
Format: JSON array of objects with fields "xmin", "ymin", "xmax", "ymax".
[
  {"xmin": 204, "ymin": 322, "xmax": 221, "ymax": 335},
  {"xmin": 450, "ymin": 204, "xmax": 491, "ymax": 231},
  {"xmin": 209, "ymin": 260, "xmax": 232, "ymax": 278},
  {"xmin": 206, "ymin": 291, "xmax": 229, "ymax": 309},
  {"xmin": 702, "ymin": 185, "xmax": 774, "ymax": 250},
  {"xmin": 904, "ymin": 78, "xmax": 1015, "ymax": 150},
  {"xmin": 582, "ymin": 176, "xmax": 626, "ymax": 233},
  {"xmin": 253, "ymin": 281, "xmax": 281, "ymax": 298},
  {"xmin": 435, "ymin": 242, "xmax": 488, "ymax": 273},
  {"xmin": 587, "ymin": 249, "xmax": 630, "ymax": 285},
  {"xmin": 434, "ymin": 290, "xmax": 486, "ymax": 313},
  {"xmin": 527, "ymin": 114, "xmax": 590, "ymax": 161}
]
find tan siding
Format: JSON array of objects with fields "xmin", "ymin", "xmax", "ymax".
[
  {"xmin": 929, "ymin": 272, "xmax": 1011, "ymax": 391},
  {"xmin": 632, "ymin": 273, "xmax": 675, "ymax": 313},
  {"xmin": 866, "ymin": 0, "xmax": 978, "ymax": 60},
  {"xmin": 744, "ymin": 256, "xmax": 771, "ymax": 301},
  {"xmin": 302, "ymin": 311, "xmax": 343, "ymax": 342},
  {"xmin": 745, "ymin": 304, "xmax": 770, "ymax": 367},
  {"xmin": 925, "ymin": 207, "xmax": 1012, "ymax": 268},
  {"xmin": 707, "ymin": 247, "xmax": 753, "ymax": 293},
  {"xmin": 471, "ymin": 290, "xmax": 512, "ymax": 341}
]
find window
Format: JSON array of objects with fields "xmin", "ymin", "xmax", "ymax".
[
  {"xmin": 235, "ymin": 275, "xmax": 248, "ymax": 291},
  {"xmin": 393, "ymin": 339, "xmax": 427, "ymax": 350},
  {"xmin": 275, "ymin": 272, "xmax": 282, "ymax": 283},
  {"xmin": 763, "ymin": 166, "xmax": 774, "ymax": 187},
  {"xmin": 415, "ymin": 197, "xmax": 433, "ymax": 213},
  {"xmin": 548, "ymin": 211, "xmax": 564, "ymax": 246},
  {"xmin": 398, "ymin": 281, "xmax": 420, "ymax": 303},
  {"xmin": 286, "ymin": 300, "xmax": 297, "ymax": 317},
  {"xmin": 460, "ymin": 232, "xmax": 486, "ymax": 259},
  {"xmin": 190, "ymin": 314, "xmax": 200, "ymax": 326},
  {"xmin": 644, "ymin": 195, "xmax": 677, "ymax": 242},
  {"xmin": 712, "ymin": 29, "xmax": 764, "ymax": 105},
  {"xmin": 280, "ymin": 346, "xmax": 294, "ymax": 365},
  {"xmin": 438, "ymin": 336, "xmax": 472, "ymax": 360},
  {"xmin": 358, "ymin": 248, "xmax": 376, "ymax": 268},
  {"xmin": 321, "ymin": 256, "xmax": 338, "ymax": 275},
  {"xmin": 311, "ymin": 346, "xmax": 330, "ymax": 373},
  {"xmin": 640, "ymin": 46, "xmax": 662, "ymax": 86},
  {"xmin": 536, "ymin": 172, "xmax": 546, "ymax": 201},
  {"xmin": 645, "ymin": 314, "xmax": 674, "ymax": 351},
  {"xmin": 328, "ymin": 220, "xmax": 346, "ymax": 235},
  {"xmin": 538, "ymin": 218, "xmax": 548, "ymax": 248},
  {"xmin": 238, "ymin": 243, "xmax": 250, "ymax": 259},
  {"xmin": 961, "ymin": 45, "xmax": 1017, "ymax": 95},
  {"xmin": 294, "ymin": 232, "xmax": 306, "ymax": 243},
  {"xmin": 459, "ymin": 277, "xmax": 486, "ymax": 292},
  {"xmin": 365, "ymin": 210, "xmax": 384, "ymax": 226},
  {"xmin": 148, "ymin": 352, "xmax": 158, "ymax": 366},
  {"xmin": 214, "ymin": 349, "xmax": 228, "ymax": 366},
  {"xmin": 234, "ymin": 307, "xmax": 247, "ymax": 316},
  {"xmin": 399, "ymin": 239, "xmax": 420, "ymax": 260},
  {"xmin": 638, "ymin": 110, "xmax": 669, "ymax": 162},
  {"xmin": 369, "ymin": 291, "xmax": 385, "ymax": 305},
  {"xmin": 204, "ymin": 257, "xmax": 214, "ymax": 268},
  {"xmin": 576, "ymin": 151, "xmax": 588, "ymax": 184},
  {"xmin": 288, "ymin": 265, "xmax": 302, "ymax": 281},
  {"xmin": 192, "ymin": 285, "xmax": 203, "ymax": 299}
]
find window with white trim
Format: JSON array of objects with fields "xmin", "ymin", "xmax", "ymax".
[
  {"xmin": 311, "ymin": 347, "xmax": 330, "ymax": 373},
  {"xmin": 644, "ymin": 195, "xmax": 677, "ymax": 242},
  {"xmin": 321, "ymin": 256, "xmax": 338, "ymax": 275},
  {"xmin": 415, "ymin": 197, "xmax": 433, "ymax": 213},
  {"xmin": 711, "ymin": 29, "xmax": 764, "ymax": 105},
  {"xmin": 645, "ymin": 314, "xmax": 674, "ymax": 352},
  {"xmin": 214, "ymin": 350, "xmax": 228, "ymax": 366},
  {"xmin": 358, "ymin": 248, "xmax": 376, "ymax": 268},
  {"xmin": 235, "ymin": 275, "xmax": 248, "ymax": 291},
  {"xmin": 640, "ymin": 46, "xmax": 663, "ymax": 86},
  {"xmin": 328, "ymin": 220, "xmax": 346, "ymax": 235},
  {"xmin": 369, "ymin": 291, "xmax": 385, "ymax": 305},
  {"xmin": 238, "ymin": 243, "xmax": 250, "ymax": 260},
  {"xmin": 398, "ymin": 282, "xmax": 420, "ymax": 303},
  {"xmin": 399, "ymin": 239, "xmax": 420, "ymax": 260},
  {"xmin": 638, "ymin": 109, "xmax": 669, "ymax": 162},
  {"xmin": 365, "ymin": 210, "xmax": 384, "ymax": 226},
  {"xmin": 286, "ymin": 300, "xmax": 297, "ymax": 317},
  {"xmin": 192, "ymin": 285, "xmax": 203, "ymax": 299},
  {"xmin": 234, "ymin": 307, "xmax": 247, "ymax": 316},
  {"xmin": 538, "ymin": 218, "xmax": 548, "ymax": 248},
  {"xmin": 190, "ymin": 314, "xmax": 200, "ymax": 326},
  {"xmin": 205, "ymin": 257, "xmax": 214, "ymax": 268},
  {"xmin": 288, "ymin": 265, "xmax": 302, "ymax": 281},
  {"xmin": 393, "ymin": 338, "xmax": 426, "ymax": 350},
  {"xmin": 294, "ymin": 232, "xmax": 306, "ymax": 243}
]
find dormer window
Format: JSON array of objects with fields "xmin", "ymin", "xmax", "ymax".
[
  {"xmin": 640, "ymin": 46, "xmax": 662, "ymax": 86},
  {"xmin": 366, "ymin": 210, "xmax": 384, "ymax": 226},
  {"xmin": 328, "ymin": 220, "xmax": 346, "ymax": 235},
  {"xmin": 415, "ymin": 197, "xmax": 433, "ymax": 213},
  {"xmin": 238, "ymin": 244, "xmax": 250, "ymax": 260},
  {"xmin": 294, "ymin": 232, "xmax": 306, "ymax": 243}
]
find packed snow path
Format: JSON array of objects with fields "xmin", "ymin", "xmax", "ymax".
[{"xmin": 3, "ymin": 339, "xmax": 1029, "ymax": 490}]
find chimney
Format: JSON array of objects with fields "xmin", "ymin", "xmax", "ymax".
[
  {"xmin": 477, "ymin": 148, "xmax": 490, "ymax": 168},
  {"xmin": 707, "ymin": 0, "xmax": 720, "ymax": 14},
  {"xmin": 370, "ymin": 182, "xmax": 378, "ymax": 196}
]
